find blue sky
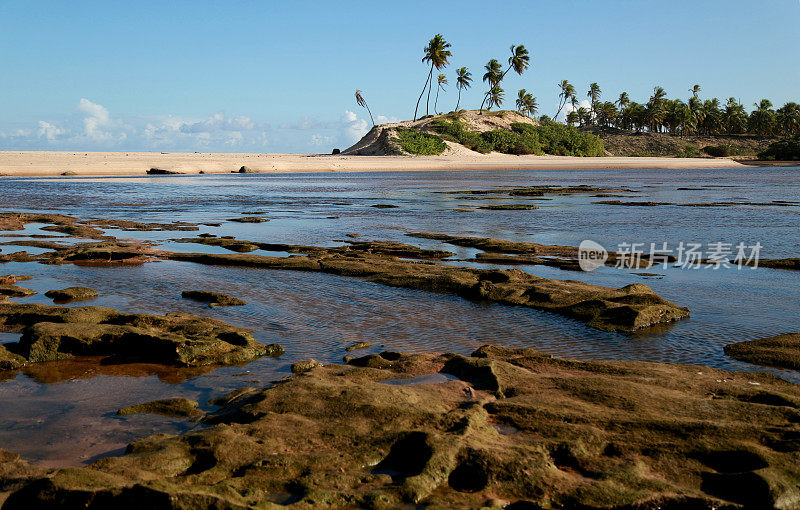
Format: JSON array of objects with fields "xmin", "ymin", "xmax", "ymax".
[{"xmin": 1, "ymin": 0, "xmax": 798, "ymax": 153}]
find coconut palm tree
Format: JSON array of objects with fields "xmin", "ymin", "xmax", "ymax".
[
  {"xmin": 454, "ymin": 67, "xmax": 472, "ymax": 111},
  {"xmin": 723, "ymin": 97, "xmax": 747, "ymax": 134},
  {"xmin": 566, "ymin": 110, "xmax": 579, "ymax": 127},
  {"xmin": 413, "ymin": 34, "xmax": 452, "ymax": 121},
  {"xmin": 354, "ymin": 89, "xmax": 375, "ymax": 126},
  {"xmin": 777, "ymin": 102, "xmax": 800, "ymax": 136},
  {"xmin": 749, "ymin": 99, "xmax": 776, "ymax": 136},
  {"xmin": 434, "ymin": 74, "xmax": 448, "ymax": 114},
  {"xmin": 690, "ymin": 84, "xmax": 702, "ymax": 99},
  {"xmin": 515, "ymin": 89, "xmax": 538, "ymax": 117},
  {"xmin": 616, "ymin": 92, "xmax": 630, "ymax": 111},
  {"xmin": 479, "ymin": 45, "xmax": 530, "ymax": 112},
  {"xmin": 486, "ymin": 86, "xmax": 505, "ymax": 110},
  {"xmin": 555, "ymin": 80, "xmax": 576, "ymax": 119},
  {"xmin": 479, "ymin": 59, "xmax": 503, "ymax": 113},
  {"xmin": 587, "ymin": 83, "xmax": 601, "ymax": 121}
]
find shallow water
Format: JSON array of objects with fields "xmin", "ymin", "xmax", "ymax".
[{"xmin": 0, "ymin": 166, "xmax": 799, "ymax": 466}]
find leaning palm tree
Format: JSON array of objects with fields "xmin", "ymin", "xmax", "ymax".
[
  {"xmin": 354, "ymin": 89, "xmax": 375, "ymax": 126},
  {"xmin": 690, "ymin": 84, "xmax": 702, "ymax": 99},
  {"xmin": 555, "ymin": 79, "xmax": 576, "ymax": 119},
  {"xmin": 413, "ymin": 34, "xmax": 452, "ymax": 121},
  {"xmin": 434, "ymin": 74, "xmax": 448, "ymax": 114},
  {"xmin": 454, "ymin": 67, "xmax": 472, "ymax": 111},
  {"xmin": 516, "ymin": 89, "xmax": 538, "ymax": 117},
  {"xmin": 479, "ymin": 59, "xmax": 503, "ymax": 113},
  {"xmin": 486, "ymin": 86, "xmax": 505, "ymax": 110},
  {"xmin": 480, "ymin": 44, "xmax": 530, "ymax": 112}
]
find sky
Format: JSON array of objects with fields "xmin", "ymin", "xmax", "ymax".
[{"xmin": 1, "ymin": 0, "xmax": 798, "ymax": 153}]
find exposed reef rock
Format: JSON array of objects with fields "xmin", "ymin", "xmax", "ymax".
[
  {"xmin": 181, "ymin": 290, "xmax": 247, "ymax": 307},
  {"xmin": 440, "ymin": 185, "xmax": 637, "ymax": 197},
  {"xmin": 117, "ymin": 398, "xmax": 203, "ymax": 418},
  {"xmin": 756, "ymin": 258, "xmax": 800, "ymax": 271},
  {"xmin": 163, "ymin": 250, "xmax": 689, "ymax": 332},
  {"xmin": 0, "ymin": 302, "xmax": 273, "ymax": 367},
  {"xmin": 44, "ymin": 287, "xmax": 99, "ymax": 303},
  {"xmin": 3, "ymin": 345, "xmax": 800, "ymax": 508},
  {"xmin": 725, "ymin": 333, "xmax": 800, "ymax": 370},
  {"xmin": 227, "ymin": 216, "xmax": 269, "ymax": 223},
  {"xmin": 478, "ymin": 204, "xmax": 539, "ymax": 210}
]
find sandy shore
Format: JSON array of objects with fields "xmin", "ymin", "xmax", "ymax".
[{"xmin": 0, "ymin": 150, "xmax": 745, "ymax": 177}]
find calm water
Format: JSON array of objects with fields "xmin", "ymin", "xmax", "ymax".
[{"xmin": 1, "ymin": 166, "xmax": 799, "ymax": 466}]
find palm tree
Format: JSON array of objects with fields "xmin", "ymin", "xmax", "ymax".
[
  {"xmin": 479, "ymin": 59, "xmax": 503, "ymax": 113},
  {"xmin": 555, "ymin": 79, "xmax": 576, "ymax": 119},
  {"xmin": 486, "ymin": 86, "xmax": 505, "ymax": 110},
  {"xmin": 566, "ymin": 110, "xmax": 579, "ymax": 127},
  {"xmin": 354, "ymin": 89, "xmax": 375, "ymax": 126},
  {"xmin": 776, "ymin": 102, "xmax": 800, "ymax": 136},
  {"xmin": 480, "ymin": 45, "xmax": 530, "ymax": 112},
  {"xmin": 723, "ymin": 97, "xmax": 747, "ymax": 134},
  {"xmin": 616, "ymin": 92, "xmax": 630, "ymax": 111},
  {"xmin": 434, "ymin": 74, "xmax": 448, "ymax": 114},
  {"xmin": 516, "ymin": 89, "xmax": 538, "ymax": 117},
  {"xmin": 748, "ymin": 99, "xmax": 776, "ymax": 136},
  {"xmin": 587, "ymin": 83, "xmax": 601, "ymax": 121},
  {"xmin": 454, "ymin": 67, "xmax": 472, "ymax": 111},
  {"xmin": 690, "ymin": 84, "xmax": 702, "ymax": 99},
  {"xmin": 413, "ymin": 34, "xmax": 452, "ymax": 121}
]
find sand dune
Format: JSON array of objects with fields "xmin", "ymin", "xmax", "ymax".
[{"xmin": 0, "ymin": 150, "xmax": 744, "ymax": 177}]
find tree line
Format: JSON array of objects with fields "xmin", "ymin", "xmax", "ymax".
[{"xmin": 354, "ymin": 34, "xmax": 799, "ymax": 139}]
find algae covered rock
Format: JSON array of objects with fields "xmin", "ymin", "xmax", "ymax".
[
  {"xmin": 181, "ymin": 290, "xmax": 247, "ymax": 307},
  {"xmin": 4, "ymin": 345, "xmax": 800, "ymax": 508},
  {"xmin": 0, "ymin": 302, "xmax": 270, "ymax": 367},
  {"xmin": 291, "ymin": 359, "xmax": 321, "ymax": 373},
  {"xmin": 117, "ymin": 398, "xmax": 202, "ymax": 418},
  {"xmin": 0, "ymin": 345, "xmax": 25, "ymax": 371},
  {"xmin": 725, "ymin": 332, "xmax": 800, "ymax": 370},
  {"xmin": 44, "ymin": 287, "xmax": 99, "ymax": 303}
]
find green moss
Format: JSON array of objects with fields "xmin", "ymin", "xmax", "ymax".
[{"xmin": 395, "ymin": 128, "xmax": 447, "ymax": 155}]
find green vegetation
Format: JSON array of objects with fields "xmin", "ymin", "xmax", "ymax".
[
  {"xmin": 431, "ymin": 118, "xmax": 605, "ymax": 156},
  {"xmin": 395, "ymin": 128, "xmax": 447, "ymax": 155},
  {"xmin": 758, "ymin": 135, "xmax": 800, "ymax": 161},
  {"xmin": 701, "ymin": 144, "xmax": 741, "ymax": 157}
]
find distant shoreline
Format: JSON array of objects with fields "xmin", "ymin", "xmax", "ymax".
[{"xmin": 0, "ymin": 150, "xmax": 761, "ymax": 177}]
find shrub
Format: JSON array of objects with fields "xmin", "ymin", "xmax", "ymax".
[
  {"xmin": 394, "ymin": 128, "xmax": 447, "ymax": 155},
  {"xmin": 514, "ymin": 121, "xmax": 606, "ymax": 157},
  {"xmin": 702, "ymin": 144, "xmax": 738, "ymax": 157},
  {"xmin": 758, "ymin": 135, "xmax": 800, "ymax": 161},
  {"xmin": 678, "ymin": 144, "xmax": 700, "ymax": 158}
]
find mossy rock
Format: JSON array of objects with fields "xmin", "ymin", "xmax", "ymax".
[{"xmin": 117, "ymin": 398, "xmax": 202, "ymax": 418}]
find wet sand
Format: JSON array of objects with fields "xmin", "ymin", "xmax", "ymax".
[{"xmin": 0, "ymin": 150, "xmax": 744, "ymax": 177}]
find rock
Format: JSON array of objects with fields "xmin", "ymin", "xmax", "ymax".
[
  {"xmin": 478, "ymin": 204, "xmax": 539, "ymax": 210},
  {"xmin": 0, "ymin": 302, "xmax": 271, "ymax": 367},
  {"xmin": 331, "ymin": 148, "xmax": 341, "ymax": 155},
  {"xmin": 291, "ymin": 359, "xmax": 321, "ymax": 373},
  {"xmin": 117, "ymin": 398, "xmax": 202, "ymax": 418},
  {"xmin": 146, "ymin": 168, "xmax": 181, "ymax": 175},
  {"xmin": 181, "ymin": 290, "xmax": 247, "ymax": 307},
  {"xmin": 59, "ymin": 171, "xmax": 76, "ymax": 176},
  {"xmin": 724, "ymin": 333, "xmax": 800, "ymax": 370},
  {"xmin": 227, "ymin": 217, "xmax": 268, "ymax": 223},
  {"xmin": 0, "ymin": 284, "xmax": 36, "ymax": 300},
  {"xmin": 44, "ymin": 287, "xmax": 99, "ymax": 303},
  {"xmin": 0, "ymin": 276, "xmax": 32, "ymax": 285},
  {"xmin": 345, "ymin": 341, "xmax": 371, "ymax": 352},
  {"xmin": 752, "ymin": 258, "xmax": 800, "ymax": 271},
  {"xmin": 238, "ymin": 166, "xmax": 258, "ymax": 173},
  {"xmin": 163, "ymin": 251, "xmax": 689, "ymax": 333},
  {"xmin": 0, "ymin": 345, "xmax": 25, "ymax": 371},
  {"xmin": 371, "ymin": 204, "xmax": 399, "ymax": 208},
  {"xmin": 5, "ymin": 345, "xmax": 800, "ymax": 508}
]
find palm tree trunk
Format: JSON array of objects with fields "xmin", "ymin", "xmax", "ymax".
[
  {"xmin": 434, "ymin": 86, "xmax": 440, "ymax": 114},
  {"xmin": 365, "ymin": 103, "xmax": 375, "ymax": 126},
  {"xmin": 414, "ymin": 64, "xmax": 434, "ymax": 121},
  {"xmin": 426, "ymin": 72, "xmax": 434, "ymax": 116},
  {"xmin": 455, "ymin": 88, "xmax": 461, "ymax": 111}
]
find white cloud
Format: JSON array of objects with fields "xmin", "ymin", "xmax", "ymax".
[
  {"xmin": 341, "ymin": 110, "xmax": 368, "ymax": 144},
  {"xmin": 37, "ymin": 121, "xmax": 66, "ymax": 141},
  {"xmin": 561, "ymin": 99, "xmax": 592, "ymax": 121},
  {"xmin": 179, "ymin": 112, "xmax": 260, "ymax": 134}
]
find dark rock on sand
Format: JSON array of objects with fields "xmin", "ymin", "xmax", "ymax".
[
  {"xmin": 147, "ymin": 168, "xmax": 181, "ymax": 175},
  {"xmin": 725, "ymin": 333, "xmax": 800, "ymax": 370},
  {"xmin": 5, "ymin": 345, "xmax": 800, "ymax": 508},
  {"xmin": 181, "ymin": 290, "xmax": 247, "ymax": 307},
  {"xmin": 44, "ymin": 287, "xmax": 99, "ymax": 303},
  {"xmin": 0, "ymin": 302, "xmax": 270, "ymax": 367},
  {"xmin": 238, "ymin": 166, "xmax": 257, "ymax": 173},
  {"xmin": 117, "ymin": 398, "xmax": 202, "ymax": 418}
]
